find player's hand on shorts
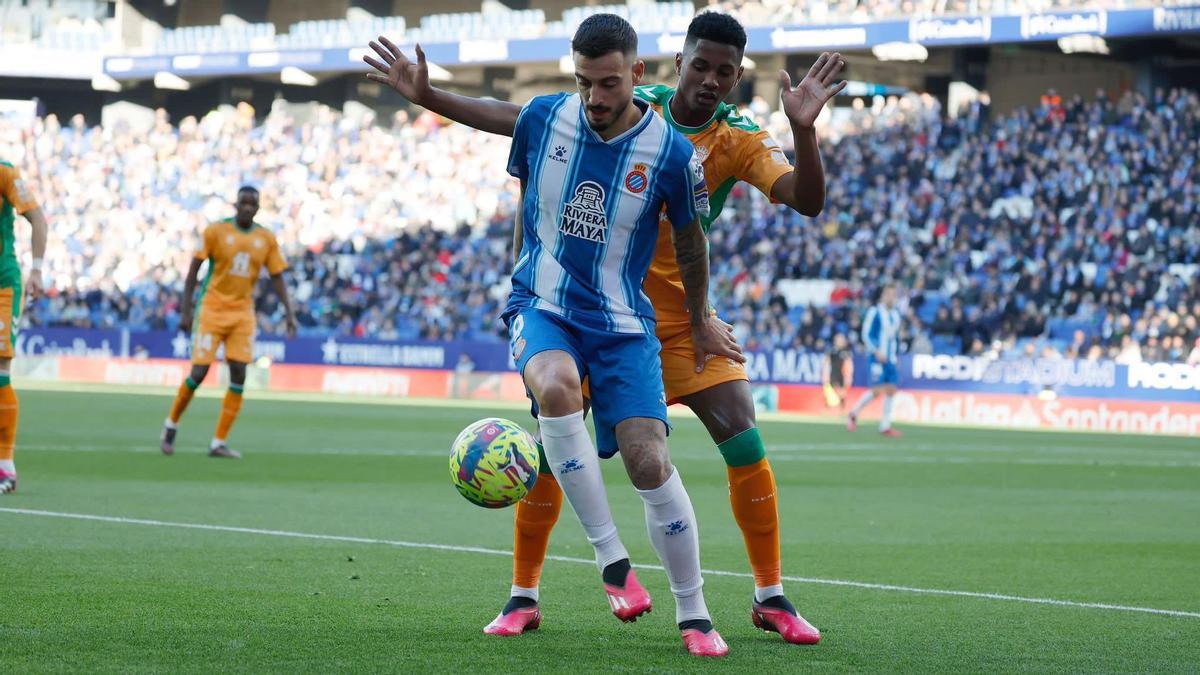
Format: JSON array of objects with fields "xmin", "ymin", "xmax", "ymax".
[
  {"xmin": 284, "ymin": 315, "xmax": 298, "ymax": 340},
  {"xmin": 692, "ymin": 316, "xmax": 745, "ymax": 373},
  {"xmin": 364, "ymin": 37, "xmax": 431, "ymax": 106},
  {"xmin": 876, "ymin": 351, "xmax": 887, "ymax": 362},
  {"xmin": 25, "ymin": 269, "xmax": 43, "ymax": 301}
]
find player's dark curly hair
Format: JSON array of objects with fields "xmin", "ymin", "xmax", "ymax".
[
  {"xmin": 685, "ymin": 11, "xmax": 747, "ymax": 55},
  {"xmin": 571, "ymin": 13, "xmax": 638, "ymax": 59},
  {"xmin": 238, "ymin": 185, "xmax": 259, "ymax": 196}
]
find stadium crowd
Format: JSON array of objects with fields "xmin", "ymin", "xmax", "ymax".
[
  {"xmin": 1, "ymin": 85, "xmax": 1197, "ymax": 364},
  {"xmin": 705, "ymin": 0, "xmax": 1196, "ymax": 26}
]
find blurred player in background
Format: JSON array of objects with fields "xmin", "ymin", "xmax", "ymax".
[
  {"xmin": 160, "ymin": 187, "xmax": 297, "ymax": 459},
  {"xmin": 848, "ymin": 283, "xmax": 903, "ymax": 437},
  {"xmin": 823, "ymin": 333, "xmax": 853, "ymax": 411},
  {"xmin": 366, "ymin": 10, "xmax": 841, "ymax": 646},
  {"xmin": 0, "ymin": 160, "xmax": 48, "ymax": 494}
]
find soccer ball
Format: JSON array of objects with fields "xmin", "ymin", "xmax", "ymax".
[{"xmin": 449, "ymin": 418, "xmax": 540, "ymax": 508}]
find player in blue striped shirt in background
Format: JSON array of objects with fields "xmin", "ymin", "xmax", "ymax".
[{"xmin": 849, "ymin": 282, "xmax": 904, "ymax": 437}]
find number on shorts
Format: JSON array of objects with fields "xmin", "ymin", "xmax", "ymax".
[{"xmin": 195, "ymin": 333, "xmax": 213, "ymax": 353}]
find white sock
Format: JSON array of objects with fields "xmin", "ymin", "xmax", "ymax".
[
  {"xmin": 754, "ymin": 584, "xmax": 785, "ymax": 603},
  {"xmin": 163, "ymin": 417, "xmax": 178, "ymax": 430},
  {"xmin": 539, "ymin": 412, "xmax": 628, "ymax": 571},
  {"xmin": 0, "ymin": 459, "xmax": 14, "ymax": 474},
  {"xmin": 881, "ymin": 395, "xmax": 895, "ymax": 431},
  {"xmin": 210, "ymin": 437, "xmax": 225, "ymax": 448},
  {"xmin": 636, "ymin": 467, "xmax": 709, "ymax": 624},
  {"xmin": 511, "ymin": 584, "xmax": 538, "ymax": 602},
  {"xmin": 851, "ymin": 390, "xmax": 876, "ymax": 416}
]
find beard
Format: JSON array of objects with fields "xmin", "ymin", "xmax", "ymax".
[{"xmin": 587, "ymin": 98, "xmax": 630, "ymax": 132}]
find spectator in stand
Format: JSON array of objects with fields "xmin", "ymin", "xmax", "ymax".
[{"xmin": 2, "ymin": 86, "xmax": 1196, "ymax": 362}]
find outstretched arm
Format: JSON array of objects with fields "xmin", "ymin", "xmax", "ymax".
[
  {"xmin": 770, "ymin": 52, "xmax": 848, "ymax": 217},
  {"xmin": 365, "ymin": 37, "xmax": 520, "ymax": 137},
  {"xmin": 672, "ymin": 218, "xmax": 744, "ymax": 372}
]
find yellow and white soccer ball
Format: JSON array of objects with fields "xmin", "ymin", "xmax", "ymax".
[{"xmin": 449, "ymin": 418, "xmax": 540, "ymax": 508}]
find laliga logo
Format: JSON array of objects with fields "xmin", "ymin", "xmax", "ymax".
[
  {"xmin": 908, "ymin": 17, "xmax": 991, "ymax": 43},
  {"xmin": 1020, "ymin": 11, "xmax": 1107, "ymax": 39}
]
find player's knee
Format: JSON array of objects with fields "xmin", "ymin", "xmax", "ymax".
[
  {"xmin": 617, "ymin": 422, "xmax": 671, "ymax": 490},
  {"xmin": 227, "ymin": 362, "xmax": 248, "ymax": 385},
  {"xmin": 189, "ymin": 365, "xmax": 210, "ymax": 384}
]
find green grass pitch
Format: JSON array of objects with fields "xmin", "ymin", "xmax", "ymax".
[{"xmin": 2, "ymin": 386, "xmax": 1199, "ymax": 673}]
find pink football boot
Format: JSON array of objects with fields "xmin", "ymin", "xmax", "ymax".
[
  {"xmin": 483, "ymin": 605, "xmax": 542, "ymax": 636},
  {"xmin": 752, "ymin": 601, "xmax": 822, "ymax": 645},
  {"xmin": 681, "ymin": 627, "xmax": 729, "ymax": 657},
  {"xmin": 604, "ymin": 569, "xmax": 652, "ymax": 622}
]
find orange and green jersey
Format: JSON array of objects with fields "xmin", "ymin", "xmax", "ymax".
[
  {"xmin": 194, "ymin": 218, "xmax": 287, "ymax": 314},
  {"xmin": 633, "ymin": 84, "xmax": 795, "ymax": 328},
  {"xmin": 0, "ymin": 161, "xmax": 38, "ymax": 287}
]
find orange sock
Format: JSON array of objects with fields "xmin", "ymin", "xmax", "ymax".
[
  {"xmin": 214, "ymin": 385, "xmax": 244, "ymax": 441},
  {"xmin": 512, "ymin": 445, "xmax": 563, "ymax": 591},
  {"xmin": 169, "ymin": 377, "xmax": 200, "ymax": 425},
  {"xmin": 721, "ymin": 428, "xmax": 782, "ymax": 590},
  {"xmin": 0, "ymin": 380, "xmax": 18, "ymax": 465}
]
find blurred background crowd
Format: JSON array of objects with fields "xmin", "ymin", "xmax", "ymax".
[{"xmin": 2, "ymin": 84, "xmax": 1197, "ymax": 364}]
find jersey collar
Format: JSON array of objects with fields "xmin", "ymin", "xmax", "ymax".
[
  {"xmin": 662, "ymin": 92, "xmax": 721, "ymax": 135},
  {"xmin": 579, "ymin": 97, "xmax": 654, "ymax": 146}
]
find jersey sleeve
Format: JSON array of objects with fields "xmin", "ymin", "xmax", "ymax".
[
  {"xmin": 265, "ymin": 233, "xmax": 288, "ymax": 275},
  {"xmin": 738, "ymin": 130, "xmax": 794, "ymax": 201},
  {"xmin": 507, "ymin": 96, "xmax": 547, "ymax": 181},
  {"xmin": 195, "ymin": 224, "xmax": 215, "ymax": 260},
  {"xmin": 663, "ymin": 144, "xmax": 711, "ymax": 230},
  {"xmin": 0, "ymin": 165, "xmax": 39, "ymax": 214}
]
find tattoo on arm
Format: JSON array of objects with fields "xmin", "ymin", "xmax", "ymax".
[{"xmin": 672, "ymin": 219, "xmax": 710, "ymax": 325}]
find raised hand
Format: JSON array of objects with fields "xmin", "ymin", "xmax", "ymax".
[
  {"xmin": 364, "ymin": 36, "xmax": 431, "ymax": 105},
  {"xmin": 779, "ymin": 52, "xmax": 848, "ymax": 129}
]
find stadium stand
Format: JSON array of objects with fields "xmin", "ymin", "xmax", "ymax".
[{"xmin": 1, "ymin": 85, "xmax": 1195, "ymax": 362}]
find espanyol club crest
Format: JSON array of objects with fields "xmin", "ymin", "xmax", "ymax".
[{"xmin": 625, "ymin": 163, "xmax": 649, "ymax": 194}]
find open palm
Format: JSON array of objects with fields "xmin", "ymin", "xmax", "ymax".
[
  {"xmin": 364, "ymin": 36, "xmax": 430, "ymax": 105},
  {"xmin": 779, "ymin": 52, "xmax": 848, "ymax": 129}
]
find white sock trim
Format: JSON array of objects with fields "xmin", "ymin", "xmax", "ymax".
[
  {"xmin": 0, "ymin": 459, "xmax": 15, "ymax": 474},
  {"xmin": 511, "ymin": 584, "xmax": 539, "ymax": 602},
  {"xmin": 164, "ymin": 418, "xmax": 178, "ymax": 430},
  {"xmin": 755, "ymin": 584, "xmax": 785, "ymax": 603}
]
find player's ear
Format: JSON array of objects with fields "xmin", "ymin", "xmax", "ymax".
[
  {"xmin": 735, "ymin": 64, "xmax": 745, "ymax": 85},
  {"xmin": 631, "ymin": 58, "xmax": 645, "ymax": 85},
  {"xmin": 674, "ymin": 52, "xmax": 683, "ymax": 77}
]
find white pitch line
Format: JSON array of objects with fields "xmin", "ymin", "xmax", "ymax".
[
  {"xmin": 21, "ymin": 444, "xmax": 1200, "ymax": 468},
  {"xmin": 3, "ymin": 507, "xmax": 1198, "ymax": 620}
]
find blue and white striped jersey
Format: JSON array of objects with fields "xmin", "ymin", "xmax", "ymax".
[
  {"xmin": 504, "ymin": 92, "xmax": 709, "ymax": 334},
  {"xmin": 863, "ymin": 304, "xmax": 903, "ymax": 363}
]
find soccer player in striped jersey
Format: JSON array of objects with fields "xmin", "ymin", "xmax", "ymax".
[
  {"xmin": 848, "ymin": 283, "xmax": 904, "ymax": 437},
  {"xmin": 160, "ymin": 187, "xmax": 298, "ymax": 458},
  {"xmin": 0, "ymin": 160, "xmax": 48, "ymax": 495},
  {"xmin": 454, "ymin": 14, "xmax": 741, "ymax": 656},
  {"xmin": 366, "ymin": 11, "xmax": 843, "ymax": 646}
]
